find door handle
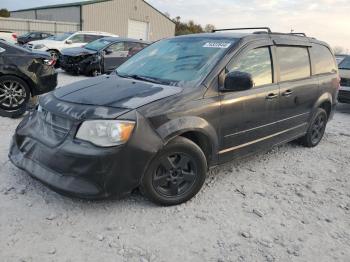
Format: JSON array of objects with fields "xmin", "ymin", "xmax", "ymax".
[
  {"xmin": 266, "ymin": 93, "xmax": 278, "ymax": 100},
  {"xmin": 282, "ymin": 90, "xmax": 294, "ymax": 97}
]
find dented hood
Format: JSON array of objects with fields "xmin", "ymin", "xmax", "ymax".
[
  {"xmin": 54, "ymin": 74, "xmax": 183, "ymax": 109},
  {"xmin": 60, "ymin": 47, "xmax": 97, "ymax": 56}
]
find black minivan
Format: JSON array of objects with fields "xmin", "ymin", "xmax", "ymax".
[{"xmin": 9, "ymin": 28, "xmax": 339, "ymax": 205}]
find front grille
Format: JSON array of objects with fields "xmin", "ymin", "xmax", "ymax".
[
  {"xmin": 32, "ymin": 108, "xmax": 73, "ymax": 147},
  {"xmin": 340, "ymin": 78, "xmax": 350, "ymax": 87},
  {"xmin": 60, "ymin": 55, "xmax": 86, "ymax": 65}
]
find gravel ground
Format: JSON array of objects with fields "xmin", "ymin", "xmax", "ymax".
[{"xmin": 1, "ymin": 72, "xmax": 350, "ymax": 262}]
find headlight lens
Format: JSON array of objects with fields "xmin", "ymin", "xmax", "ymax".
[
  {"xmin": 76, "ymin": 120, "xmax": 135, "ymax": 147},
  {"xmin": 34, "ymin": 44, "xmax": 46, "ymax": 49}
]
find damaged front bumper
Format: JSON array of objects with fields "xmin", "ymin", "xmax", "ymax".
[
  {"xmin": 60, "ymin": 55, "xmax": 100, "ymax": 76},
  {"xmin": 8, "ymin": 102, "xmax": 164, "ymax": 199}
]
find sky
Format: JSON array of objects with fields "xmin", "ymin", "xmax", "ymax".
[{"xmin": 1, "ymin": 0, "xmax": 350, "ymax": 50}]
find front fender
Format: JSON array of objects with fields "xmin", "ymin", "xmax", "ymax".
[{"xmin": 156, "ymin": 116, "xmax": 219, "ymax": 163}]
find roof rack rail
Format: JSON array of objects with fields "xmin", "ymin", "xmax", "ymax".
[
  {"xmin": 290, "ymin": 32, "xmax": 307, "ymax": 37},
  {"xmin": 212, "ymin": 27, "xmax": 272, "ymax": 33}
]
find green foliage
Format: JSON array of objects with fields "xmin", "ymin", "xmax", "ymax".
[
  {"xmin": 0, "ymin": 8, "xmax": 10, "ymax": 18},
  {"xmin": 172, "ymin": 16, "xmax": 215, "ymax": 36}
]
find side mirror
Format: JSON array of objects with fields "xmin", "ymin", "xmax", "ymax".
[
  {"xmin": 104, "ymin": 49, "xmax": 113, "ymax": 55},
  {"xmin": 223, "ymin": 71, "xmax": 253, "ymax": 91},
  {"xmin": 65, "ymin": 40, "xmax": 72, "ymax": 44}
]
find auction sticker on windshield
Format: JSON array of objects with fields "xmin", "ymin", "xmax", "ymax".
[{"xmin": 203, "ymin": 42, "xmax": 232, "ymax": 48}]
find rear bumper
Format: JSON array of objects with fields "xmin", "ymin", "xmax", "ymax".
[
  {"xmin": 31, "ymin": 71, "xmax": 58, "ymax": 96},
  {"xmin": 8, "ymin": 110, "xmax": 163, "ymax": 199}
]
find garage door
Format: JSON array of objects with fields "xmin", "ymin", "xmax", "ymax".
[{"xmin": 128, "ymin": 19, "xmax": 149, "ymax": 41}]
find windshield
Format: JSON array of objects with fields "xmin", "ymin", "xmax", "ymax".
[
  {"xmin": 339, "ymin": 57, "xmax": 350, "ymax": 70},
  {"xmin": 117, "ymin": 37, "xmax": 237, "ymax": 86},
  {"xmin": 47, "ymin": 32, "xmax": 73, "ymax": 41},
  {"xmin": 85, "ymin": 38, "xmax": 114, "ymax": 51}
]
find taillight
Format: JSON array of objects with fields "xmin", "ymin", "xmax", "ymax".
[
  {"xmin": 12, "ymin": 33, "xmax": 17, "ymax": 39},
  {"xmin": 337, "ymin": 75, "xmax": 341, "ymax": 90},
  {"xmin": 44, "ymin": 59, "xmax": 56, "ymax": 66}
]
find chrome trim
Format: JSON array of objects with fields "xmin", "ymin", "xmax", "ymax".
[
  {"xmin": 219, "ymin": 123, "xmax": 307, "ymax": 154},
  {"xmin": 224, "ymin": 112, "xmax": 309, "ymax": 138}
]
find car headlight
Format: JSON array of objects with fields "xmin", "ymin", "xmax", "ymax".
[
  {"xmin": 34, "ymin": 44, "xmax": 46, "ymax": 49},
  {"xmin": 76, "ymin": 120, "xmax": 135, "ymax": 147}
]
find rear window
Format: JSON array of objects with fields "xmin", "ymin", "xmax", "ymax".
[
  {"xmin": 310, "ymin": 44, "xmax": 337, "ymax": 74},
  {"xmin": 277, "ymin": 46, "xmax": 311, "ymax": 82}
]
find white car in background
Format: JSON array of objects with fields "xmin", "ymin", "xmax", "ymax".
[
  {"xmin": 0, "ymin": 31, "xmax": 17, "ymax": 44},
  {"xmin": 25, "ymin": 31, "xmax": 118, "ymax": 64}
]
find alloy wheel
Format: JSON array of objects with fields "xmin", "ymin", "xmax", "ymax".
[
  {"xmin": 311, "ymin": 114, "xmax": 326, "ymax": 145},
  {"xmin": 0, "ymin": 80, "xmax": 27, "ymax": 109},
  {"xmin": 152, "ymin": 153, "xmax": 197, "ymax": 197}
]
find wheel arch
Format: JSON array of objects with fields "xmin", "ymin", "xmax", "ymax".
[
  {"xmin": 0, "ymin": 73, "xmax": 33, "ymax": 96},
  {"xmin": 313, "ymin": 92, "xmax": 333, "ymax": 120},
  {"xmin": 156, "ymin": 116, "xmax": 219, "ymax": 166}
]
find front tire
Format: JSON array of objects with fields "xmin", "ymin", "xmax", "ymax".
[
  {"xmin": 141, "ymin": 137, "xmax": 207, "ymax": 206},
  {"xmin": 299, "ymin": 108, "xmax": 328, "ymax": 147}
]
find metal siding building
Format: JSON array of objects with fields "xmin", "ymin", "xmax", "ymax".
[{"xmin": 10, "ymin": 0, "xmax": 175, "ymax": 41}]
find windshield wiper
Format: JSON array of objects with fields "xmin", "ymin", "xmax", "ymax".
[{"xmin": 116, "ymin": 71, "xmax": 171, "ymax": 85}]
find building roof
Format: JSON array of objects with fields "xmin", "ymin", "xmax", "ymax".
[
  {"xmin": 11, "ymin": 0, "xmax": 175, "ymax": 24},
  {"xmin": 10, "ymin": 0, "xmax": 112, "ymax": 12}
]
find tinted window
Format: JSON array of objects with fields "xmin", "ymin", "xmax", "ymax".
[
  {"xmin": 227, "ymin": 47, "xmax": 273, "ymax": 87},
  {"xmin": 277, "ymin": 46, "xmax": 311, "ymax": 81},
  {"xmin": 310, "ymin": 45, "xmax": 337, "ymax": 74}
]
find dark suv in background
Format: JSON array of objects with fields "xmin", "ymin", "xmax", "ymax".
[
  {"xmin": 9, "ymin": 28, "xmax": 339, "ymax": 205},
  {"xmin": 17, "ymin": 32, "xmax": 53, "ymax": 45}
]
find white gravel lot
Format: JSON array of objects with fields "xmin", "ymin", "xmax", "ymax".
[{"xmin": 0, "ymin": 71, "xmax": 350, "ymax": 262}]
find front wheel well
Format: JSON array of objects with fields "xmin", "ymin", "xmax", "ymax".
[
  {"xmin": 179, "ymin": 131, "xmax": 212, "ymax": 165},
  {"xmin": 319, "ymin": 101, "xmax": 332, "ymax": 120}
]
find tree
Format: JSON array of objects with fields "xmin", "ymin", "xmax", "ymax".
[
  {"xmin": 204, "ymin": 24, "xmax": 216, "ymax": 33},
  {"xmin": 172, "ymin": 16, "xmax": 204, "ymax": 36},
  {"xmin": 0, "ymin": 8, "xmax": 10, "ymax": 18}
]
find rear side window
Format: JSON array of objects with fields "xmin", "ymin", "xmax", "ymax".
[
  {"xmin": 277, "ymin": 46, "xmax": 311, "ymax": 81},
  {"xmin": 227, "ymin": 47, "xmax": 273, "ymax": 87},
  {"xmin": 310, "ymin": 45, "xmax": 337, "ymax": 74}
]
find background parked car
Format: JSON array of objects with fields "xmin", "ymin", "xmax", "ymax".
[
  {"xmin": 0, "ymin": 31, "xmax": 17, "ymax": 44},
  {"xmin": 0, "ymin": 41, "xmax": 57, "ymax": 118},
  {"xmin": 338, "ymin": 55, "xmax": 350, "ymax": 103},
  {"xmin": 60, "ymin": 37, "xmax": 149, "ymax": 76},
  {"xmin": 17, "ymin": 31, "xmax": 53, "ymax": 45},
  {"xmin": 336, "ymin": 54, "xmax": 347, "ymax": 64},
  {"xmin": 24, "ymin": 31, "xmax": 119, "ymax": 66}
]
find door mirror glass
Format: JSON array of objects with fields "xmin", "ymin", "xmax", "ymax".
[
  {"xmin": 104, "ymin": 49, "xmax": 113, "ymax": 55},
  {"xmin": 223, "ymin": 71, "xmax": 253, "ymax": 91},
  {"xmin": 65, "ymin": 40, "xmax": 73, "ymax": 44}
]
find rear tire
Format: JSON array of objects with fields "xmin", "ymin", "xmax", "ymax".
[
  {"xmin": 299, "ymin": 108, "xmax": 328, "ymax": 147},
  {"xmin": 141, "ymin": 137, "xmax": 207, "ymax": 206},
  {"xmin": 0, "ymin": 75, "xmax": 30, "ymax": 112}
]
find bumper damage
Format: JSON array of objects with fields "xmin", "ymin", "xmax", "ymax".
[{"xmin": 8, "ymin": 101, "xmax": 164, "ymax": 199}]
